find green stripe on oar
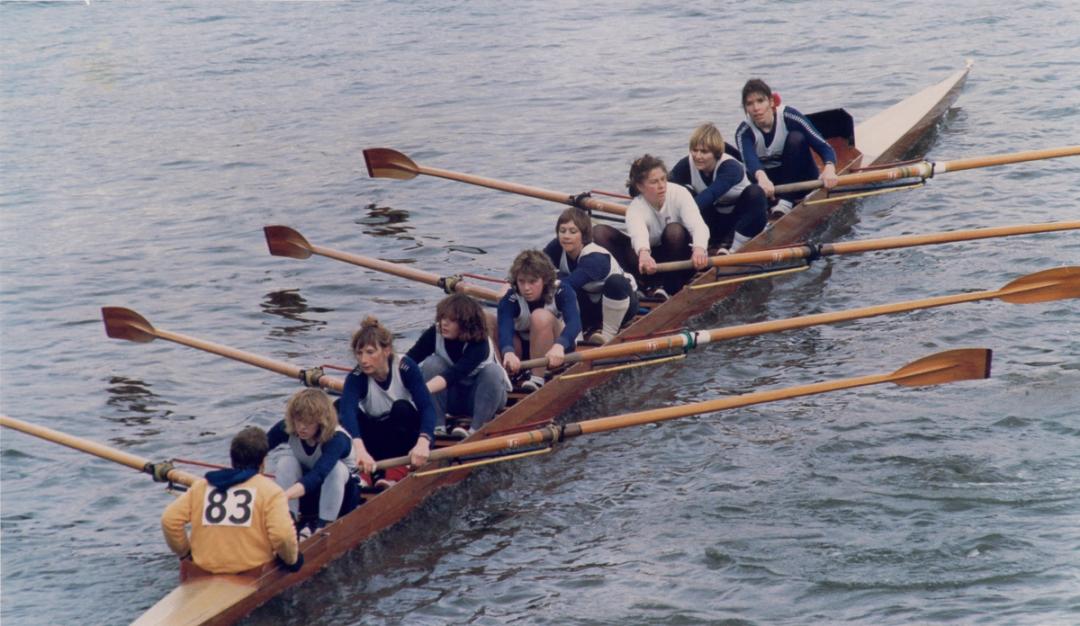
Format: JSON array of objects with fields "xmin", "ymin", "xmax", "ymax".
[
  {"xmin": 362, "ymin": 147, "xmax": 630, "ymax": 216},
  {"xmin": 655, "ymin": 220, "xmax": 1080, "ymax": 272},
  {"xmin": 376, "ymin": 347, "xmax": 991, "ymax": 470},
  {"xmin": 264, "ymin": 225, "xmax": 506, "ymax": 303},
  {"xmin": 519, "ymin": 267, "xmax": 1078, "ymax": 370},
  {"xmin": 0, "ymin": 415, "xmax": 199, "ymax": 486},
  {"xmin": 101, "ymin": 307, "xmax": 344, "ymax": 392},
  {"xmin": 774, "ymin": 145, "xmax": 1080, "ymax": 195}
]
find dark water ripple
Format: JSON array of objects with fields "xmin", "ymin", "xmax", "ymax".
[{"xmin": 3, "ymin": 1, "xmax": 1080, "ymax": 625}]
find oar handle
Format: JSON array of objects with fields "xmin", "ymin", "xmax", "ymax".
[
  {"xmin": 0, "ymin": 415, "xmax": 199, "ymax": 486},
  {"xmin": 518, "ymin": 351, "xmax": 588, "ymax": 371},
  {"xmin": 774, "ymin": 161, "xmax": 933, "ymax": 195}
]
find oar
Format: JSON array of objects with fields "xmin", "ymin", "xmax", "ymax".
[
  {"xmin": 655, "ymin": 221, "xmax": 1080, "ymax": 272},
  {"xmin": 0, "ymin": 414, "xmax": 199, "ymax": 486},
  {"xmin": 519, "ymin": 267, "xmax": 1078, "ymax": 370},
  {"xmin": 101, "ymin": 307, "xmax": 343, "ymax": 392},
  {"xmin": 264, "ymin": 225, "xmax": 506, "ymax": 302},
  {"xmin": 376, "ymin": 347, "xmax": 991, "ymax": 470},
  {"xmin": 774, "ymin": 145, "xmax": 1080, "ymax": 195},
  {"xmin": 363, "ymin": 148, "xmax": 630, "ymax": 216}
]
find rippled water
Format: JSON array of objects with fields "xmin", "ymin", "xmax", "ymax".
[{"xmin": 2, "ymin": 1, "xmax": 1079, "ymax": 625}]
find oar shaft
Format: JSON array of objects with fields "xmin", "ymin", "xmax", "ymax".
[
  {"xmin": 417, "ymin": 164, "xmax": 629, "ymax": 216},
  {"xmin": 0, "ymin": 415, "xmax": 199, "ymax": 486},
  {"xmin": 656, "ymin": 220, "xmax": 1080, "ymax": 272},
  {"xmin": 308, "ymin": 242, "xmax": 504, "ymax": 302},
  {"xmin": 152, "ymin": 328, "xmax": 345, "ymax": 393},
  {"xmin": 378, "ymin": 369, "xmax": 910, "ymax": 468},
  {"xmin": 938, "ymin": 145, "xmax": 1080, "ymax": 174},
  {"xmin": 773, "ymin": 145, "xmax": 1080, "ymax": 195},
  {"xmin": 520, "ymin": 283, "xmax": 1019, "ymax": 370}
]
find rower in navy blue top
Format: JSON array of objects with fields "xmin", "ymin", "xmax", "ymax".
[
  {"xmin": 497, "ymin": 249, "xmax": 581, "ymax": 392},
  {"xmin": 268, "ymin": 388, "xmax": 355, "ymax": 530},
  {"xmin": 669, "ymin": 122, "xmax": 767, "ymax": 252},
  {"xmin": 338, "ymin": 316, "xmax": 438, "ymax": 490},
  {"xmin": 735, "ymin": 78, "xmax": 839, "ymax": 218},
  {"xmin": 406, "ymin": 294, "xmax": 510, "ymax": 435},
  {"xmin": 542, "ymin": 208, "xmax": 637, "ymax": 345}
]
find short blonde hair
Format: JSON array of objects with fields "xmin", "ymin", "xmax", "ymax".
[
  {"xmin": 689, "ymin": 123, "xmax": 726, "ymax": 159},
  {"xmin": 284, "ymin": 388, "xmax": 339, "ymax": 445}
]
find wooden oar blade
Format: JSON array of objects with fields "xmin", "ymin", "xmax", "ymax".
[
  {"xmin": 264, "ymin": 225, "xmax": 314, "ymax": 260},
  {"xmin": 363, "ymin": 148, "xmax": 420, "ymax": 180},
  {"xmin": 890, "ymin": 348, "xmax": 992, "ymax": 387},
  {"xmin": 998, "ymin": 266, "xmax": 1080, "ymax": 304},
  {"xmin": 101, "ymin": 307, "xmax": 157, "ymax": 343}
]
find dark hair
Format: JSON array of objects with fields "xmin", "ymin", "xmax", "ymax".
[
  {"xmin": 555, "ymin": 207, "xmax": 592, "ymax": 245},
  {"xmin": 625, "ymin": 154, "xmax": 667, "ymax": 198},
  {"xmin": 435, "ymin": 293, "xmax": 488, "ymax": 343},
  {"xmin": 742, "ymin": 78, "xmax": 772, "ymax": 106},
  {"xmin": 508, "ymin": 249, "xmax": 557, "ymax": 304},
  {"xmin": 230, "ymin": 426, "xmax": 269, "ymax": 470},
  {"xmin": 351, "ymin": 316, "xmax": 394, "ymax": 354}
]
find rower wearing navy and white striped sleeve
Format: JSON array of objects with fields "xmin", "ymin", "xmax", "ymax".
[
  {"xmin": 543, "ymin": 208, "xmax": 637, "ymax": 345},
  {"xmin": 735, "ymin": 78, "xmax": 839, "ymax": 217},
  {"xmin": 497, "ymin": 249, "xmax": 582, "ymax": 390},
  {"xmin": 268, "ymin": 388, "xmax": 353, "ymax": 531},
  {"xmin": 669, "ymin": 123, "xmax": 767, "ymax": 252},
  {"xmin": 406, "ymin": 294, "xmax": 510, "ymax": 435},
  {"xmin": 338, "ymin": 316, "xmax": 438, "ymax": 489}
]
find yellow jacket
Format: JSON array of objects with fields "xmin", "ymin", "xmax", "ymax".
[{"xmin": 161, "ymin": 472, "xmax": 298, "ymax": 574}]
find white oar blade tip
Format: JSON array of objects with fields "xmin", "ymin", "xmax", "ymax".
[
  {"xmin": 892, "ymin": 348, "xmax": 992, "ymax": 387},
  {"xmin": 999, "ymin": 266, "xmax": 1080, "ymax": 303},
  {"xmin": 101, "ymin": 306, "xmax": 156, "ymax": 343},
  {"xmin": 362, "ymin": 147, "xmax": 419, "ymax": 180},
  {"xmin": 264, "ymin": 225, "xmax": 313, "ymax": 259}
]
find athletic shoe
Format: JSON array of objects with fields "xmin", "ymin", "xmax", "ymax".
[
  {"xmin": 583, "ymin": 330, "xmax": 611, "ymax": 345},
  {"xmin": 433, "ymin": 425, "xmax": 448, "ymax": 437},
  {"xmin": 374, "ymin": 477, "xmax": 397, "ymax": 491},
  {"xmin": 647, "ymin": 287, "xmax": 670, "ymax": 302},
  {"xmin": 770, "ymin": 199, "xmax": 793, "ymax": 220},
  {"xmin": 450, "ymin": 425, "xmax": 471, "ymax": 439},
  {"xmin": 520, "ymin": 375, "xmax": 545, "ymax": 392}
]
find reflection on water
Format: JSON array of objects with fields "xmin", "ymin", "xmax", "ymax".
[
  {"xmin": 261, "ymin": 289, "xmax": 331, "ymax": 337},
  {"xmin": 103, "ymin": 376, "xmax": 173, "ymax": 443},
  {"xmin": 356, "ymin": 203, "xmax": 414, "ymax": 239}
]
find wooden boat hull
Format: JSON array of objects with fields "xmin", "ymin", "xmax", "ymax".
[{"xmin": 134, "ymin": 63, "xmax": 971, "ymax": 626}]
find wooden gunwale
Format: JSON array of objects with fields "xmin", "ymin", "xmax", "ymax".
[{"xmin": 135, "ymin": 64, "xmax": 971, "ymax": 626}]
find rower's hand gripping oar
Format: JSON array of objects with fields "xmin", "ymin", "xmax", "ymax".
[
  {"xmin": 101, "ymin": 307, "xmax": 341, "ymax": 391},
  {"xmin": 655, "ymin": 220, "xmax": 1080, "ymax": 273},
  {"xmin": 0, "ymin": 414, "xmax": 199, "ymax": 487},
  {"xmin": 774, "ymin": 145, "xmax": 1080, "ymax": 195},
  {"xmin": 363, "ymin": 148, "xmax": 630, "ymax": 217},
  {"xmin": 264, "ymin": 225, "xmax": 506, "ymax": 302},
  {"xmin": 375, "ymin": 347, "xmax": 992, "ymax": 470},
  {"xmin": 519, "ymin": 266, "xmax": 1079, "ymax": 371}
]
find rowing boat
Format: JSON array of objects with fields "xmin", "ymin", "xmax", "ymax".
[{"xmin": 132, "ymin": 63, "xmax": 971, "ymax": 625}]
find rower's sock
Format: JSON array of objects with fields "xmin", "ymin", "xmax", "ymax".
[
  {"xmin": 600, "ymin": 295, "xmax": 630, "ymax": 342},
  {"xmin": 731, "ymin": 231, "xmax": 752, "ymax": 252}
]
